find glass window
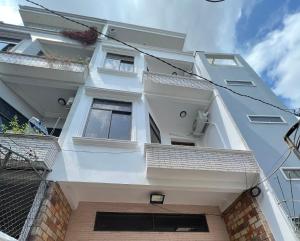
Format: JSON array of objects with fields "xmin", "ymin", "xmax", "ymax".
[
  {"xmin": 37, "ymin": 50, "xmax": 45, "ymax": 56},
  {"xmin": 149, "ymin": 115, "xmax": 161, "ymax": 143},
  {"xmin": 0, "ymin": 42, "xmax": 16, "ymax": 52},
  {"xmin": 84, "ymin": 99, "xmax": 132, "ymax": 140},
  {"xmin": 206, "ymin": 54, "xmax": 239, "ymax": 66},
  {"xmin": 171, "ymin": 141, "xmax": 195, "ymax": 146},
  {"xmin": 85, "ymin": 109, "xmax": 111, "ymax": 138},
  {"xmin": 0, "ymin": 37, "xmax": 19, "ymax": 52},
  {"xmin": 225, "ymin": 80, "xmax": 255, "ymax": 86},
  {"xmin": 47, "ymin": 128, "xmax": 62, "ymax": 137},
  {"xmin": 104, "ymin": 53, "xmax": 134, "ymax": 72},
  {"xmin": 109, "ymin": 112, "xmax": 131, "ymax": 140},
  {"xmin": 282, "ymin": 168, "xmax": 300, "ymax": 180},
  {"xmin": 248, "ymin": 115, "xmax": 285, "ymax": 123},
  {"xmin": 94, "ymin": 212, "xmax": 209, "ymax": 232}
]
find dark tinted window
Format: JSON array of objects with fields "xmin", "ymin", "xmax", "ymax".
[
  {"xmin": 0, "ymin": 37, "xmax": 19, "ymax": 52},
  {"xmin": 94, "ymin": 212, "xmax": 209, "ymax": 232},
  {"xmin": 84, "ymin": 99, "xmax": 132, "ymax": 140},
  {"xmin": 0, "ymin": 98, "xmax": 27, "ymax": 132},
  {"xmin": 171, "ymin": 141, "xmax": 195, "ymax": 146},
  {"xmin": 109, "ymin": 112, "xmax": 131, "ymax": 140},
  {"xmin": 85, "ymin": 109, "xmax": 111, "ymax": 138},
  {"xmin": 104, "ymin": 53, "xmax": 134, "ymax": 72},
  {"xmin": 47, "ymin": 128, "xmax": 62, "ymax": 137},
  {"xmin": 149, "ymin": 115, "xmax": 161, "ymax": 143},
  {"xmin": 248, "ymin": 115, "xmax": 285, "ymax": 123}
]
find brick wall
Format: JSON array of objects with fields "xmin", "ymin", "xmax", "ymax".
[
  {"xmin": 28, "ymin": 182, "xmax": 72, "ymax": 241},
  {"xmin": 222, "ymin": 191, "xmax": 274, "ymax": 241},
  {"xmin": 64, "ymin": 202, "xmax": 229, "ymax": 241}
]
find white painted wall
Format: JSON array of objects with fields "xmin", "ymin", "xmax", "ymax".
[
  {"xmin": 196, "ymin": 51, "xmax": 300, "ymax": 241},
  {"xmin": 0, "ymin": 21, "xmax": 263, "ymax": 223}
]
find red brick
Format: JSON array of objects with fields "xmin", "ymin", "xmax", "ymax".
[{"xmin": 222, "ymin": 191, "xmax": 274, "ymax": 241}]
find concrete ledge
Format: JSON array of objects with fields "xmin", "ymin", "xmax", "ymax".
[{"xmin": 73, "ymin": 136, "xmax": 138, "ymax": 148}]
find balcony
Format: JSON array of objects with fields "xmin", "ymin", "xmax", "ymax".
[
  {"xmin": 143, "ymin": 72, "xmax": 213, "ymax": 101},
  {"xmin": 145, "ymin": 144, "xmax": 259, "ymax": 189},
  {"xmin": 0, "ymin": 52, "xmax": 88, "ymax": 84},
  {"xmin": 0, "ymin": 133, "xmax": 60, "ymax": 169}
]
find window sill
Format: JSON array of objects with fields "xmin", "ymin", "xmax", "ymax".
[
  {"xmin": 98, "ymin": 67, "xmax": 138, "ymax": 77},
  {"xmin": 72, "ymin": 136, "xmax": 138, "ymax": 148}
]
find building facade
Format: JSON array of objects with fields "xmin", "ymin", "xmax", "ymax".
[{"xmin": 0, "ymin": 5, "xmax": 299, "ymax": 241}]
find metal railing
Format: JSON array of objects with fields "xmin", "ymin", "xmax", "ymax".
[
  {"xmin": 0, "ymin": 51, "xmax": 86, "ymax": 72},
  {"xmin": 143, "ymin": 71, "xmax": 213, "ymax": 90},
  {"xmin": 0, "ymin": 143, "xmax": 49, "ymax": 241}
]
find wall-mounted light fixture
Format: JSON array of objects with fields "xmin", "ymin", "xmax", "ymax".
[
  {"xmin": 150, "ymin": 193, "xmax": 165, "ymax": 204},
  {"xmin": 109, "ymin": 28, "xmax": 116, "ymax": 35}
]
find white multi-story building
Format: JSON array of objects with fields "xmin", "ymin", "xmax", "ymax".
[{"xmin": 0, "ymin": 5, "xmax": 299, "ymax": 241}]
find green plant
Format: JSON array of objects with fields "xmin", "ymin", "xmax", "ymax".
[{"xmin": 1, "ymin": 116, "xmax": 30, "ymax": 134}]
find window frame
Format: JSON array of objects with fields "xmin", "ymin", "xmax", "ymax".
[
  {"xmin": 94, "ymin": 212, "xmax": 209, "ymax": 232},
  {"xmin": 0, "ymin": 37, "xmax": 20, "ymax": 52},
  {"xmin": 281, "ymin": 167, "xmax": 300, "ymax": 181},
  {"xmin": 104, "ymin": 52, "xmax": 135, "ymax": 73},
  {"xmin": 247, "ymin": 115, "xmax": 286, "ymax": 124},
  {"xmin": 225, "ymin": 80, "xmax": 256, "ymax": 87},
  {"xmin": 205, "ymin": 54, "xmax": 241, "ymax": 67},
  {"xmin": 83, "ymin": 99, "xmax": 132, "ymax": 141}
]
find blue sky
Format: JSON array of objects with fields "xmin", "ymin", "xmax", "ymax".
[
  {"xmin": 0, "ymin": 0, "xmax": 300, "ymax": 108},
  {"xmin": 236, "ymin": 0, "xmax": 300, "ymax": 107}
]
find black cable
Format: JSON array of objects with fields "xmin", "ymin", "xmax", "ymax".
[
  {"xmin": 276, "ymin": 174, "xmax": 292, "ymax": 218},
  {"xmin": 251, "ymin": 149, "xmax": 292, "ymax": 188},
  {"xmin": 25, "ymin": 0, "xmax": 300, "ymax": 117},
  {"xmin": 293, "ymin": 124, "xmax": 299, "ymax": 143},
  {"xmin": 288, "ymin": 172, "xmax": 296, "ymax": 217},
  {"xmin": 296, "ymin": 133, "xmax": 300, "ymax": 149}
]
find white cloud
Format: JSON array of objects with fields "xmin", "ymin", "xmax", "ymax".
[
  {"xmin": 0, "ymin": 0, "xmax": 22, "ymax": 25},
  {"xmin": 246, "ymin": 12, "xmax": 300, "ymax": 108},
  {"xmin": 22, "ymin": 0, "xmax": 251, "ymax": 52},
  {"xmin": 0, "ymin": 0, "xmax": 257, "ymax": 52}
]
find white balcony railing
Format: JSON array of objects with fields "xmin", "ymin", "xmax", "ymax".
[
  {"xmin": 0, "ymin": 52, "xmax": 86, "ymax": 72},
  {"xmin": 145, "ymin": 143, "xmax": 259, "ymax": 175},
  {"xmin": 143, "ymin": 72, "xmax": 213, "ymax": 90}
]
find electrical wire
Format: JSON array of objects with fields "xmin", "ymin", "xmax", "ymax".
[
  {"xmin": 25, "ymin": 0, "xmax": 300, "ymax": 117},
  {"xmin": 276, "ymin": 174, "xmax": 292, "ymax": 218},
  {"xmin": 251, "ymin": 149, "xmax": 292, "ymax": 188},
  {"xmin": 288, "ymin": 172, "xmax": 296, "ymax": 217}
]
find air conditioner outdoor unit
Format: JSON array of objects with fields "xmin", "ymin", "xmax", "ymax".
[
  {"xmin": 192, "ymin": 111, "xmax": 208, "ymax": 136},
  {"xmin": 66, "ymin": 97, "xmax": 74, "ymax": 109}
]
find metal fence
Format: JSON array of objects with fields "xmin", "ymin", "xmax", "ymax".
[{"xmin": 0, "ymin": 143, "xmax": 48, "ymax": 240}]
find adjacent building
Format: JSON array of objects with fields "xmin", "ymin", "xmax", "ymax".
[{"xmin": 0, "ymin": 5, "xmax": 299, "ymax": 241}]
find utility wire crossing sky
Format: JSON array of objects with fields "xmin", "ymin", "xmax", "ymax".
[{"xmin": 24, "ymin": 0, "xmax": 300, "ymax": 118}]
